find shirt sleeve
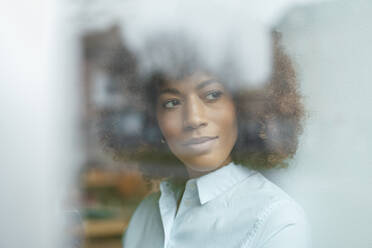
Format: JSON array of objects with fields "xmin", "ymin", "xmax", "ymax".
[{"xmin": 253, "ymin": 200, "xmax": 311, "ymax": 248}]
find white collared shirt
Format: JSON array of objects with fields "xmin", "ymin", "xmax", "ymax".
[{"xmin": 123, "ymin": 162, "xmax": 311, "ymax": 248}]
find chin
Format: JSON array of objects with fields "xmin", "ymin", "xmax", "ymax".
[{"xmin": 181, "ymin": 153, "xmax": 229, "ymax": 172}]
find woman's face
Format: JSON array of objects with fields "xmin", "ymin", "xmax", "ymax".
[{"xmin": 156, "ymin": 73, "xmax": 238, "ymax": 177}]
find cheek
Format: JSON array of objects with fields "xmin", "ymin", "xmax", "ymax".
[
  {"xmin": 213, "ymin": 102, "xmax": 238, "ymax": 136},
  {"xmin": 157, "ymin": 112, "xmax": 182, "ymax": 140}
]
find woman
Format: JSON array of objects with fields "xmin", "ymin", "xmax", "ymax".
[{"xmin": 103, "ymin": 32, "xmax": 310, "ymax": 248}]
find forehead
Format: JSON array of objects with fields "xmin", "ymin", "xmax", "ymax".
[{"xmin": 157, "ymin": 72, "xmax": 221, "ymax": 92}]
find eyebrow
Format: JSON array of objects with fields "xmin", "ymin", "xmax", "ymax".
[
  {"xmin": 158, "ymin": 79, "xmax": 220, "ymax": 96},
  {"xmin": 195, "ymin": 79, "xmax": 219, "ymax": 90},
  {"xmin": 158, "ymin": 88, "xmax": 181, "ymax": 95}
]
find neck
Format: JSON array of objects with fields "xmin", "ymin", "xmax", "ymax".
[{"xmin": 185, "ymin": 156, "xmax": 232, "ymax": 179}]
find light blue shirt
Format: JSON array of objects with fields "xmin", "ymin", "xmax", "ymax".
[{"xmin": 123, "ymin": 162, "xmax": 311, "ymax": 248}]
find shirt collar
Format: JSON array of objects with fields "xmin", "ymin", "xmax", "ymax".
[
  {"xmin": 195, "ymin": 162, "xmax": 255, "ymax": 205},
  {"xmin": 160, "ymin": 162, "xmax": 256, "ymax": 205}
]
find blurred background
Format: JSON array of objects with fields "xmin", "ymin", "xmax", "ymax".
[{"xmin": 1, "ymin": 0, "xmax": 372, "ymax": 248}]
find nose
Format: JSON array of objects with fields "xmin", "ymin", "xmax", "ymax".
[{"xmin": 183, "ymin": 95, "xmax": 207, "ymax": 131}]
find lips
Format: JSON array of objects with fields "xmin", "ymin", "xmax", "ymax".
[
  {"xmin": 180, "ymin": 136, "xmax": 219, "ymax": 154},
  {"xmin": 182, "ymin": 136, "xmax": 218, "ymax": 146}
]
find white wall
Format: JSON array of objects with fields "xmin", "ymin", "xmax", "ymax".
[
  {"xmin": 263, "ymin": 0, "xmax": 372, "ymax": 247},
  {"xmin": 0, "ymin": 1, "xmax": 82, "ymax": 247}
]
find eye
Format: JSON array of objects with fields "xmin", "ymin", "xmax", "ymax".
[
  {"xmin": 162, "ymin": 99, "xmax": 181, "ymax": 109},
  {"xmin": 205, "ymin": 90, "xmax": 223, "ymax": 101}
]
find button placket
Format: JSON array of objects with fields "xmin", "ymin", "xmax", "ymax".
[
  {"xmin": 176, "ymin": 180, "xmax": 198, "ymax": 218},
  {"xmin": 164, "ymin": 180, "xmax": 201, "ymax": 248},
  {"xmin": 159, "ymin": 182, "xmax": 179, "ymax": 248}
]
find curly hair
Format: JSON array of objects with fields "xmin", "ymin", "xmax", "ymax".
[{"xmin": 100, "ymin": 31, "xmax": 305, "ymax": 180}]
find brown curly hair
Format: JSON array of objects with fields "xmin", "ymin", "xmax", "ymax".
[{"xmin": 100, "ymin": 31, "xmax": 305, "ymax": 180}]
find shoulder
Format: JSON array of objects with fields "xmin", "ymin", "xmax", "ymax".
[
  {"xmin": 230, "ymin": 169, "xmax": 294, "ymax": 207},
  {"xmin": 122, "ymin": 192, "xmax": 161, "ymax": 246},
  {"xmin": 237, "ymin": 171, "xmax": 311, "ymax": 247},
  {"xmin": 127, "ymin": 191, "xmax": 160, "ymax": 226},
  {"xmin": 249, "ymin": 199, "xmax": 311, "ymax": 248},
  {"xmin": 135, "ymin": 191, "xmax": 160, "ymax": 213}
]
